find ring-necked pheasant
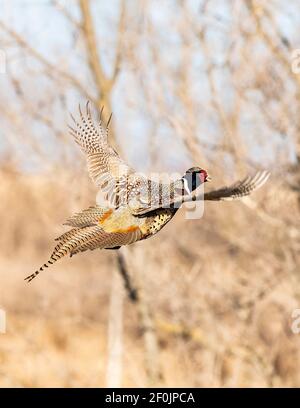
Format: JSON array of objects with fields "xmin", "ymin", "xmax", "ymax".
[{"xmin": 25, "ymin": 103, "xmax": 270, "ymax": 282}]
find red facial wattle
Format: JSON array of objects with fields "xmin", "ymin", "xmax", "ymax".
[{"xmin": 199, "ymin": 169, "xmax": 208, "ymax": 183}]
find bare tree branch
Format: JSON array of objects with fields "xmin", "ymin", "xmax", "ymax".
[{"xmin": 0, "ymin": 20, "xmax": 95, "ymax": 103}]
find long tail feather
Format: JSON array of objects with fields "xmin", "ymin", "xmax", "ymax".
[
  {"xmin": 25, "ymin": 228, "xmax": 86, "ymax": 282},
  {"xmin": 25, "ymin": 246, "xmax": 68, "ymax": 283}
]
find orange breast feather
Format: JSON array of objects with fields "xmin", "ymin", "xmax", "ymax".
[
  {"xmin": 99, "ymin": 208, "xmax": 141, "ymax": 235},
  {"xmin": 113, "ymin": 225, "xmax": 140, "ymax": 234},
  {"xmin": 99, "ymin": 209, "xmax": 113, "ymax": 223}
]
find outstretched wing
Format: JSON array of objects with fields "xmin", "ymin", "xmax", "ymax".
[
  {"xmin": 63, "ymin": 205, "xmax": 107, "ymax": 228},
  {"xmin": 203, "ymin": 171, "xmax": 270, "ymax": 201},
  {"xmin": 68, "ymin": 103, "xmax": 136, "ymax": 204},
  {"xmin": 131, "ymin": 171, "xmax": 270, "ymax": 216}
]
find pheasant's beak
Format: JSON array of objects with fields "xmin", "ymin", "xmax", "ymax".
[{"xmin": 206, "ymin": 175, "xmax": 212, "ymax": 182}]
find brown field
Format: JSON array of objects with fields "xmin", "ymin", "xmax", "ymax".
[{"xmin": 0, "ymin": 167, "xmax": 299, "ymax": 387}]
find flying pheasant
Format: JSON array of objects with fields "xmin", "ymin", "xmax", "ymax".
[{"xmin": 25, "ymin": 103, "xmax": 270, "ymax": 282}]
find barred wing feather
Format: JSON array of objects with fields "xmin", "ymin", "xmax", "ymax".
[
  {"xmin": 68, "ymin": 103, "xmax": 136, "ymax": 198},
  {"xmin": 203, "ymin": 171, "xmax": 270, "ymax": 201}
]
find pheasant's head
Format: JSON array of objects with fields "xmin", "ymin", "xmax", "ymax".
[{"xmin": 182, "ymin": 167, "xmax": 211, "ymax": 193}]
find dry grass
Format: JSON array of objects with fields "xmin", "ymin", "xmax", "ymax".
[{"xmin": 0, "ymin": 166, "xmax": 299, "ymax": 387}]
